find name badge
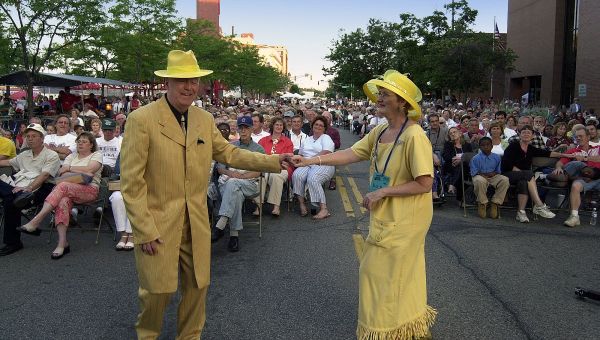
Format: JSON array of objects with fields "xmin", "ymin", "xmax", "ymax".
[{"xmin": 369, "ymin": 172, "xmax": 390, "ymax": 192}]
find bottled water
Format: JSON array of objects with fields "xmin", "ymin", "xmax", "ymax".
[{"xmin": 590, "ymin": 208, "xmax": 597, "ymax": 226}]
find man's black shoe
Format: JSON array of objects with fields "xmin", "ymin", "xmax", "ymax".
[
  {"xmin": 211, "ymin": 227, "xmax": 225, "ymax": 243},
  {"xmin": 227, "ymin": 236, "xmax": 239, "ymax": 252},
  {"xmin": 0, "ymin": 242, "xmax": 24, "ymax": 256}
]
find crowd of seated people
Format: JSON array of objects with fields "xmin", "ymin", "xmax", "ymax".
[{"xmin": 424, "ymin": 100, "xmax": 600, "ymax": 226}]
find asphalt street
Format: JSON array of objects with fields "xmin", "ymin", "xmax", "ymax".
[{"xmin": 1, "ymin": 127, "xmax": 599, "ymax": 340}]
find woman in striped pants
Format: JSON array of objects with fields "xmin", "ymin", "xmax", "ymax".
[{"xmin": 292, "ymin": 116, "xmax": 335, "ymax": 219}]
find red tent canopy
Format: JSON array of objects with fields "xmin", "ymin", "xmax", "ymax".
[
  {"xmin": 71, "ymin": 82, "xmax": 101, "ymax": 90},
  {"xmin": 10, "ymin": 89, "xmax": 39, "ymax": 100}
]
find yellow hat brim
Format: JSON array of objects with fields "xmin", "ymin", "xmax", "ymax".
[
  {"xmin": 363, "ymin": 79, "xmax": 422, "ymax": 120},
  {"xmin": 154, "ymin": 69, "xmax": 213, "ymax": 78}
]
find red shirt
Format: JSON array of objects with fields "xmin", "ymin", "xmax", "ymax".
[
  {"xmin": 259, "ymin": 135, "xmax": 294, "ymax": 180},
  {"xmin": 560, "ymin": 145, "xmax": 600, "ymax": 169},
  {"xmin": 258, "ymin": 135, "xmax": 293, "ymax": 155},
  {"xmin": 60, "ymin": 93, "xmax": 81, "ymax": 111}
]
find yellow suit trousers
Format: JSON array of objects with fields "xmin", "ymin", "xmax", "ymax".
[{"xmin": 135, "ymin": 216, "xmax": 208, "ymax": 340}]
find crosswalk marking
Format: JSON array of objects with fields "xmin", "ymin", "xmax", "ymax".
[
  {"xmin": 336, "ymin": 176, "xmax": 355, "ymax": 217},
  {"xmin": 347, "ymin": 177, "xmax": 367, "ymax": 214}
]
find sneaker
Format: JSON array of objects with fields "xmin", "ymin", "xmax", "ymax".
[
  {"xmin": 533, "ymin": 204, "xmax": 556, "ymax": 219},
  {"xmin": 478, "ymin": 203, "xmax": 487, "ymax": 218},
  {"xmin": 489, "ymin": 203, "xmax": 499, "ymax": 219},
  {"xmin": 563, "ymin": 214, "xmax": 580, "ymax": 228},
  {"xmin": 516, "ymin": 211, "xmax": 529, "ymax": 223}
]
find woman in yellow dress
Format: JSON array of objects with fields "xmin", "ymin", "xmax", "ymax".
[{"xmin": 292, "ymin": 70, "xmax": 436, "ymax": 339}]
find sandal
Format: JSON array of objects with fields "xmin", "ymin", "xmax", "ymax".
[
  {"xmin": 51, "ymin": 245, "xmax": 70, "ymax": 260},
  {"xmin": 123, "ymin": 236, "xmax": 134, "ymax": 251},
  {"xmin": 115, "ymin": 235, "xmax": 128, "ymax": 251},
  {"xmin": 18, "ymin": 223, "xmax": 41, "ymax": 236},
  {"xmin": 313, "ymin": 211, "xmax": 331, "ymax": 220}
]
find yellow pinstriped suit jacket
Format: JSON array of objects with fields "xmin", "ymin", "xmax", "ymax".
[{"xmin": 121, "ymin": 97, "xmax": 280, "ymax": 293}]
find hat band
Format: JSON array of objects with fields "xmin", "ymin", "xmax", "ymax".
[
  {"xmin": 166, "ymin": 65, "xmax": 202, "ymax": 74},
  {"xmin": 385, "ymin": 80, "xmax": 408, "ymax": 95}
]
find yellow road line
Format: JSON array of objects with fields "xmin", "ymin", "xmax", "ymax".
[
  {"xmin": 347, "ymin": 177, "xmax": 367, "ymax": 214},
  {"xmin": 336, "ymin": 176, "xmax": 355, "ymax": 217}
]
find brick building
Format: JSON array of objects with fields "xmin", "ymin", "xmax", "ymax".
[
  {"xmin": 196, "ymin": 0, "xmax": 220, "ymax": 33},
  {"xmin": 507, "ymin": 0, "xmax": 599, "ymax": 110}
]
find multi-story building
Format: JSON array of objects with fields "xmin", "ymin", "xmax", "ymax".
[
  {"xmin": 232, "ymin": 33, "xmax": 288, "ymax": 75},
  {"xmin": 196, "ymin": 0, "xmax": 220, "ymax": 34},
  {"xmin": 507, "ymin": 0, "xmax": 599, "ymax": 110}
]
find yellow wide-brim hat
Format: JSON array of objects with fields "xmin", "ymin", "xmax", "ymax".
[
  {"xmin": 363, "ymin": 70, "xmax": 423, "ymax": 120},
  {"xmin": 154, "ymin": 50, "xmax": 213, "ymax": 78}
]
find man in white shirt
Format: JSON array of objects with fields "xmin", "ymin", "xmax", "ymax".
[
  {"xmin": 81, "ymin": 103, "xmax": 99, "ymax": 118},
  {"xmin": 494, "ymin": 110, "xmax": 516, "ymax": 138},
  {"xmin": 96, "ymin": 118, "xmax": 122, "ymax": 172},
  {"xmin": 441, "ymin": 109, "xmax": 458, "ymax": 128},
  {"xmin": 250, "ymin": 113, "xmax": 270, "ymax": 143},
  {"xmin": 44, "ymin": 114, "xmax": 76, "ymax": 161},
  {"xmin": 368, "ymin": 110, "xmax": 387, "ymax": 130},
  {"xmin": 290, "ymin": 115, "xmax": 307, "ymax": 153}
]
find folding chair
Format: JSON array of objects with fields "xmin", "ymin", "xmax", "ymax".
[
  {"xmin": 243, "ymin": 174, "xmax": 264, "ymax": 238},
  {"xmin": 46, "ymin": 178, "xmax": 114, "ymax": 245},
  {"xmin": 459, "ymin": 152, "xmax": 477, "ymax": 217},
  {"xmin": 532, "ymin": 156, "xmax": 570, "ymax": 213}
]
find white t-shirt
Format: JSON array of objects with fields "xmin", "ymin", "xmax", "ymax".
[
  {"xmin": 251, "ymin": 130, "xmax": 270, "ymax": 143},
  {"xmin": 504, "ymin": 127, "xmax": 517, "ymax": 138},
  {"xmin": 300, "ymin": 134, "xmax": 335, "ymax": 158},
  {"xmin": 289, "ymin": 130, "xmax": 307, "ymax": 151},
  {"xmin": 96, "ymin": 136, "xmax": 122, "ymax": 168},
  {"xmin": 82, "ymin": 109, "xmax": 99, "ymax": 118},
  {"xmin": 44, "ymin": 133, "xmax": 77, "ymax": 158},
  {"xmin": 63, "ymin": 151, "xmax": 103, "ymax": 187},
  {"xmin": 369, "ymin": 116, "xmax": 387, "ymax": 128},
  {"xmin": 491, "ymin": 143, "xmax": 505, "ymax": 156}
]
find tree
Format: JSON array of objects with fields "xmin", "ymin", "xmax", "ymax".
[
  {"xmin": 52, "ymin": 25, "xmax": 120, "ymax": 81},
  {"xmin": 109, "ymin": 0, "xmax": 183, "ymax": 85},
  {"xmin": 289, "ymin": 84, "xmax": 302, "ymax": 94},
  {"xmin": 179, "ymin": 20, "xmax": 288, "ymax": 97},
  {"xmin": 325, "ymin": 2, "xmax": 516, "ymax": 101},
  {"xmin": 0, "ymin": 0, "xmax": 105, "ymax": 114}
]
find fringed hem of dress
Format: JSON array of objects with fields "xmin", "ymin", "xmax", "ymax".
[{"xmin": 356, "ymin": 305, "xmax": 437, "ymax": 340}]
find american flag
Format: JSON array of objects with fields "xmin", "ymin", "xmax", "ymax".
[{"xmin": 494, "ymin": 23, "xmax": 501, "ymax": 40}]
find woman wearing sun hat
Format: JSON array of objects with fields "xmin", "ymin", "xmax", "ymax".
[{"xmin": 292, "ymin": 70, "xmax": 436, "ymax": 339}]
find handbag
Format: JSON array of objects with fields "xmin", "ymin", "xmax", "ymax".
[
  {"xmin": 13, "ymin": 191, "xmax": 35, "ymax": 209},
  {"xmin": 55, "ymin": 173, "xmax": 93, "ymax": 185}
]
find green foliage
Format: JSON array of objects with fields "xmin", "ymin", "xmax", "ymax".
[
  {"xmin": 0, "ymin": 1, "xmax": 287, "ymax": 99},
  {"xmin": 0, "ymin": 0, "xmax": 105, "ymax": 112},
  {"xmin": 179, "ymin": 20, "xmax": 287, "ymax": 96},
  {"xmin": 324, "ymin": 0, "xmax": 516, "ymax": 100},
  {"xmin": 108, "ymin": 0, "xmax": 182, "ymax": 83},
  {"xmin": 289, "ymin": 84, "xmax": 302, "ymax": 94}
]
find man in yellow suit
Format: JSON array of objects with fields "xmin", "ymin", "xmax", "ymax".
[{"xmin": 121, "ymin": 50, "xmax": 287, "ymax": 339}]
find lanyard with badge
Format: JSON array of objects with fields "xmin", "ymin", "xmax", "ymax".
[{"xmin": 369, "ymin": 119, "xmax": 408, "ymax": 192}]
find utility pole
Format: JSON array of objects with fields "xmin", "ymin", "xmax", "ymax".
[{"xmin": 451, "ymin": 0, "xmax": 455, "ymax": 31}]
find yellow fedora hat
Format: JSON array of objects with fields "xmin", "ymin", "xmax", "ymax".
[
  {"xmin": 154, "ymin": 50, "xmax": 213, "ymax": 78},
  {"xmin": 363, "ymin": 70, "xmax": 423, "ymax": 120}
]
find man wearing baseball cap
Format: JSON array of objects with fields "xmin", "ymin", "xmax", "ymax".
[
  {"xmin": 212, "ymin": 115, "xmax": 264, "ymax": 252},
  {"xmin": 96, "ymin": 118, "xmax": 121, "ymax": 176},
  {"xmin": 0, "ymin": 124, "xmax": 60, "ymax": 256},
  {"xmin": 120, "ymin": 50, "xmax": 291, "ymax": 339}
]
